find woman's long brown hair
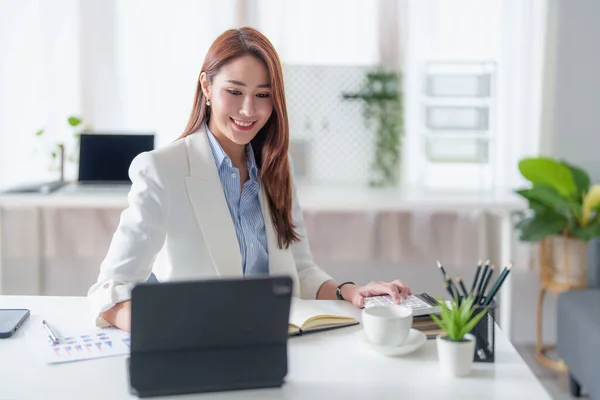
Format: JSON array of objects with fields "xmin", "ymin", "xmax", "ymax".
[{"xmin": 178, "ymin": 27, "xmax": 299, "ymax": 249}]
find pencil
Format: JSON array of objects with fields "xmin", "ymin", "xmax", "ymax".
[
  {"xmin": 456, "ymin": 276, "xmax": 469, "ymax": 297},
  {"xmin": 483, "ymin": 264, "xmax": 513, "ymax": 307},
  {"xmin": 437, "ymin": 260, "xmax": 448, "ymax": 279},
  {"xmin": 475, "ymin": 259, "xmax": 490, "ymax": 300},
  {"xmin": 444, "ymin": 282, "xmax": 454, "ymax": 299},
  {"xmin": 478, "ymin": 265, "xmax": 495, "ymax": 304},
  {"xmin": 470, "ymin": 260, "xmax": 482, "ymax": 294},
  {"xmin": 445, "ymin": 274, "xmax": 460, "ymax": 300}
]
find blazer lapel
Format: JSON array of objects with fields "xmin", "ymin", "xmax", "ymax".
[
  {"xmin": 184, "ymin": 127, "xmax": 243, "ymax": 278},
  {"xmin": 259, "ymin": 186, "xmax": 301, "ymax": 296}
]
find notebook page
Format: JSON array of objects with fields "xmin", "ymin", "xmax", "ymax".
[{"xmin": 289, "ymin": 298, "xmax": 356, "ymax": 329}]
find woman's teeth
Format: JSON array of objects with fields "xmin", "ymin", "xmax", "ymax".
[{"xmin": 233, "ymin": 119, "xmax": 253, "ymax": 127}]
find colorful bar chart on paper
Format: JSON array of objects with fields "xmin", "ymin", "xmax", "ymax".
[{"xmin": 45, "ymin": 328, "xmax": 130, "ymax": 364}]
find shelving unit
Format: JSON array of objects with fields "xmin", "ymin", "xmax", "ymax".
[{"xmin": 419, "ymin": 61, "xmax": 498, "ymax": 192}]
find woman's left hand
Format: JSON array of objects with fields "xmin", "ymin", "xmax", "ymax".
[{"xmin": 344, "ymin": 280, "xmax": 413, "ymax": 308}]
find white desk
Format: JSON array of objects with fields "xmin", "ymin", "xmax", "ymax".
[
  {"xmin": 0, "ymin": 186, "xmax": 526, "ymax": 338},
  {"xmin": 0, "ymin": 296, "xmax": 549, "ymax": 400}
]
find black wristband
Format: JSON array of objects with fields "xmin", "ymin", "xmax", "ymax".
[{"xmin": 336, "ymin": 281, "xmax": 355, "ymax": 301}]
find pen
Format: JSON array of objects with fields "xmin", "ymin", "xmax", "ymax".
[{"xmin": 42, "ymin": 320, "xmax": 59, "ymax": 344}]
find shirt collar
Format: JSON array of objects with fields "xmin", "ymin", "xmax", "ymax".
[
  {"xmin": 205, "ymin": 122, "xmax": 259, "ymax": 182},
  {"xmin": 246, "ymin": 142, "xmax": 259, "ymax": 182},
  {"xmin": 205, "ymin": 122, "xmax": 230, "ymax": 169}
]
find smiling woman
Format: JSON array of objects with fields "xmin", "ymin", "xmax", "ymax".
[
  {"xmin": 179, "ymin": 27, "xmax": 294, "ymax": 248},
  {"xmin": 88, "ymin": 27, "xmax": 412, "ymax": 332},
  {"xmin": 206, "ymin": 67, "xmax": 273, "ymax": 137}
]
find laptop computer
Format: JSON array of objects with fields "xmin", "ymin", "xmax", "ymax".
[
  {"xmin": 68, "ymin": 133, "xmax": 154, "ymax": 191},
  {"xmin": 128, "ymin": 276, "xmax": 293, "ymax": 398}
]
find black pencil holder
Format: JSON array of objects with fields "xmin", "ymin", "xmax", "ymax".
[{"xmin": 469, "ymin": 298, "xmax": 497, "ymax": 363}]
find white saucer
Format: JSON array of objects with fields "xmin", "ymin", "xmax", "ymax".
[{"xmin": 357, "ymin": 329, "xmax": 427, "ymax": 356}]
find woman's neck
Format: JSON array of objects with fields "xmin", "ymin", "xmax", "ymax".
[{"xmin": 207, "ymin": 120, "xmax": 246, "ymax": 167}]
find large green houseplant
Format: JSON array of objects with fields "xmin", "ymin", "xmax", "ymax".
[
  {"xmin": 514, "ymin": 157, "xmax": 600, "ymax": 242},
  {"xmin": 514, "ymin": 157, "xmax": 600, "ymax": 284}
]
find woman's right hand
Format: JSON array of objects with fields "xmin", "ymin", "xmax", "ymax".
[{"xmin": 100, "ymin": 300, "xmax": 132, "ymax": 331}]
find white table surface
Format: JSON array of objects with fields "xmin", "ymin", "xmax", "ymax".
[{"xmin": 0, "ymin": 296, "xmax": 549, "ymax": 400}]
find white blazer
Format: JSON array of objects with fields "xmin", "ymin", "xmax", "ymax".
[{"xmin": 88, "ymin": 125, "xmax": 332, "ymax": 326}]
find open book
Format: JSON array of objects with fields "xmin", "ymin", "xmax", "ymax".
[{"xmin": 288, "ymin": 299, "xmax": 359, "ymax": 336}]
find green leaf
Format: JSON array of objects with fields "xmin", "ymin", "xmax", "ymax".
[
  {"xmin": 571, "ymin": 223, "xmax": 600, "ymax": 242},
  {"xmin": 514, "ymin": 190, "xmax": 547, "ymax": 215},
  {"xmin": 460, "ymin": 308, "xmax": 488, "ymax": 338},
  {"xmin": 515, "ymin": 185, "xmax": 571, "ymax": 211},
  {"xmin": 516, "ymin": 211, "xmax": 567, "ymax": 241},
  {"xmin": 448, "ymin": 324, "xmax": 459, "ymax": 341},
  {"xmin": 35, "ymin": 129, "xmax": 44, "ymax": 137},
  {"xmin": 516, "ymin": 184, "xmax": 581, "ymax": 226},
  {"xmin": 586, "ymin": 203, "xmax": 600, "ymax": 226},
  {"xmin": 437, "ymin": 301, "xmax": 450, "ymax": 320},
  {"xmin": 514, "ymin": 213, "xmax": 534, "ymax": 230},
  {"xmin": 564, "ymin": 161, "xmax": 590, "ymax": 200},
  {"xmin": 343, "ymin": 69, "xmax": 402, "ymax": 187},
  {"xmin": 452, "ymin": 303, "xmax": 461, "ymax": 338},
  {"xmin": 459, "ymin": 297, "xmax": 474, "ymax": 321},
  {"xmin": 429, "ymin": 313, "xmax": 444, "ymax": 330},
  {"xmin": 51, "ymin": 152, "xmax": 57, "ymax": 159},
  {"xmin": 430, "ymin": 295, "xmax": 488, "ymax": 341},
  {"xmin": 518, "ymin": 158, "xmax": 577, "ymax": 197},
  {"xmin": 67, "ymin": 116, "xmax": 82, "ymax": 127},
  {"xmin": 528, "ymin": 199, "xmax": 547, "ymax": 214}
]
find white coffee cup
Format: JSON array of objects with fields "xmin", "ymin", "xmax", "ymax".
[{"xmin": 361, "ymin": 305, "xmax": 413, "ymax": 346}]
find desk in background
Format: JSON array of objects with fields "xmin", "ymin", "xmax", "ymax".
[
  {"xmin": 0, "ymin": 296, "xmax": 549, "ymax": 400},
  {"xmin": 0, "ymin": 186, "xmax": 526, "ymax": 339}
]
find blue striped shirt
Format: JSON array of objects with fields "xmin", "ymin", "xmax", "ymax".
[{"xmin": 205, "ymin": 124, "xmax": 269, "ymax": 276}]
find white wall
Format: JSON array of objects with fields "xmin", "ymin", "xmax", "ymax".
[
  {"xmin": 550, "ymin": 0, "xmax": 600, "ymax": 181},
  {"xmin": 255, "ymin": 0, "xmax": 379, "ymax": 66},
  {"xmin": 80, "ymin": 0, "xmax": 123, "ymax": 131}
]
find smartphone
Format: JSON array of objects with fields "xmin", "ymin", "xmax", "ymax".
[{"xmin": 0, "ymin": 309, "xmax": 30, "ymax": 338}]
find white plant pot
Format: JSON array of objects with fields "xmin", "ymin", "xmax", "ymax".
[{"xmin": 436, "ymin": 334, "xmax": 475, "ymax": 377}]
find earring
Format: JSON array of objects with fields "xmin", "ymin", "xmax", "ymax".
[{"xmin": 205, "ymin": 98, "xmax": 211, "ymax": 107}]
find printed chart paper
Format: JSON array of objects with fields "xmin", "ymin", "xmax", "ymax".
[{"xmin": 45, "ymin": 327, "xmax": 130, "ymax": 364}]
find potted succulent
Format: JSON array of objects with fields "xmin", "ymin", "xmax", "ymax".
[
  {"xmin": 514, "ymin": 157, "xmax": 600, "ymax": 284},
  {"xmin": 430, "ymin": 296, "xmax": 488, "ymax": 377}
]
